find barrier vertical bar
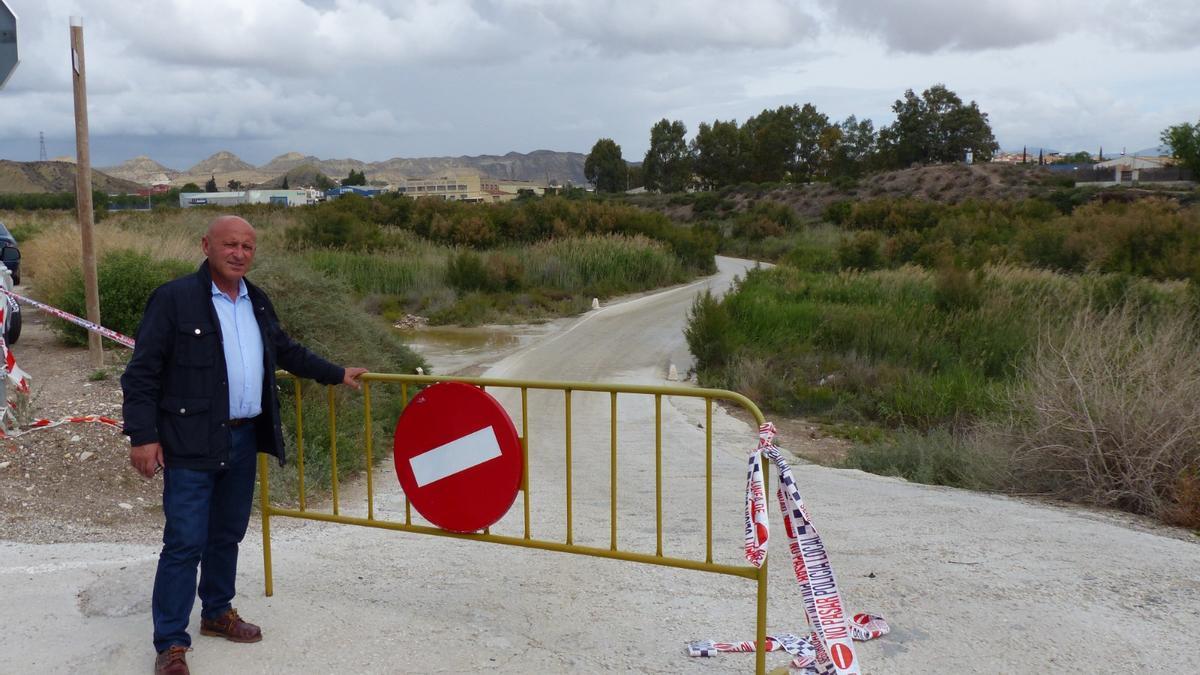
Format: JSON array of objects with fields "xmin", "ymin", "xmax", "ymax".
[
  {"xmin": 294, "ymin": 381, "xmax": 306, "ymax": 511},
  {"xmin": 564, "ymin": 389, "xmax": 573, "ymax": 546},
  {"xmin": 258, "ymin": 453, "xmax": 274, "ymax": 597},
  {"xmin": 401, "ymin": 382, "xmax": 410, "ymax": 525},
  {"xmin": 655, "ymin": 393, "xmax": 662, "ymax": 557},
  {"xmin": 328, "ymin": 386, "xmax": 339, "ymax": 516},
  {"xmin": 521, "ymin": 387, "xmax": 530, "ymax": 540},
  {"xmin": 610, "ymin": 391, "xmax": 617, "ymax": 551},
  {"xmin": 705, "ymin": 397, "xmax": 713, "ymax": 564},
  {"xmin": 755, "ymin": 469, "xmax": 770, "ymax": 675},
  {"xmin": 363, "ymin": 379, "xmax": 374, "ymax": 521}
]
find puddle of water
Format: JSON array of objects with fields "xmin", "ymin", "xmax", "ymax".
[
  {"xmin": 398, "ymin": 327, "xmax": 520, "ymax": 351},
  {"xmin": 396, "ymin": 323, "xmax": 559, "ymax": 375}
]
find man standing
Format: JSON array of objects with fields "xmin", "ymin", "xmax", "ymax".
[{"xmin": 122, "ymin": 215, "xmax": 367, "ymax": 675}]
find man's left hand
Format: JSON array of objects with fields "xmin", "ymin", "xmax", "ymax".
[{"xmin": 342, "ymin": 367, "xmax": 369, "ymax": 389}]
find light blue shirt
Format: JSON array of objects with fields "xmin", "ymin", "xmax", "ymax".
[{"xmin": 211, "ymin": 279, "xmax": 264, "ymax": 420}]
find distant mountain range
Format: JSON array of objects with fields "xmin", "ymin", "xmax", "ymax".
[
  {"xmin": 0, "ymin": 160, "xmax": 143, "ymax": 194},
  {"xmin": 99, "ymin": 149, "xmax": 589, "ymax": 188}
]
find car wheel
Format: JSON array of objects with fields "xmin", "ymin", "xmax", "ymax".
[{"xmin": 5, "ymin": 306, "xmax": 20, "ymax": 345}]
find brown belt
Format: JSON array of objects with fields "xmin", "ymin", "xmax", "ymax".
[{"xmin": 228, "ymin": 417, "xmax": 257, "ymax": 428}]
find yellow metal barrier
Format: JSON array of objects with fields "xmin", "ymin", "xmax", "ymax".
[{"xmin": 259, "ymin": 372, "xmax": 771, "ymax": 674}]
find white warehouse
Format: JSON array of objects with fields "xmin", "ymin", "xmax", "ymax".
[{"xmin": 179, "ymin": 189, "xmax": 314, "ymax": 208}]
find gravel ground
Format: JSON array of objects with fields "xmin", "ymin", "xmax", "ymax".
[{"xmin": 1, "ymin": 311, "xmax": 162, "ymax": 544}]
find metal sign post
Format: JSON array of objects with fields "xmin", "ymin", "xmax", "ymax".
[
  {"xmin": 70, "ymin": 16, "xmax": 103, "ymax": 367},
  {"xmin": 0, "ymin": 1, "xmax": 17, "ymax": 89}
]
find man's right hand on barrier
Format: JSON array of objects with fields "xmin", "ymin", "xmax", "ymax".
[{"xmin": 130, "ymin": 442, "xmax": 164, "ymax": 478}]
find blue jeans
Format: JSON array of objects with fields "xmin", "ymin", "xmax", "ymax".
[{"xmin": 152, "ymin": 424, "xmax": 258, "ymax": 653}]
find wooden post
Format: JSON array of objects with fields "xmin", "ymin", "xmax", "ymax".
[{"xmin": 70, "ymin": 16, "xmax": 102, "ymax": 367}]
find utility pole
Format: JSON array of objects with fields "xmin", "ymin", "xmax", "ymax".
[
  {"xmin": 38, "ymin": 131, "xmax": 46, "ymax": 160},
  {"xmin": 70, "ymin": 16, "xmax": 102, "ymax": 367}
]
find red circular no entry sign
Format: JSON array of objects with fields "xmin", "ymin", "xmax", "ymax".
[{"xmin": 393, "ymin": 382, "xmax": 523, "ymax": 533}]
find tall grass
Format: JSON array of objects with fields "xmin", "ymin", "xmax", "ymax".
[
  {"xmin": 21, "ymin": 222, "xmax": 198, "ymax": 300},
  {"xmin": 519, "ymin": 234, "xmax": 684, "ymax": 295},
  {"xmin": 981, "ymin": 303, "xmax": 1200, "ymax": 526},
  {"xmin": 691, "ymin": 263, "xmax": 1191, "ymax": 430},
  {"xmin": 305, "ymin": 233, "xmax": 688, "ymax": 325},
  {"xmin": 303, "ymin": 249, "xmax": 446, "ymax": 295}
]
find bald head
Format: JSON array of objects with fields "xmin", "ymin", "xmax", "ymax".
[
  {"xmin": 206, "ymin": 215, "xmax": 255, "ymax": 239},
  {"xmin": 202, "ymin": 215, "xmax": 257, "ymax": 296}
]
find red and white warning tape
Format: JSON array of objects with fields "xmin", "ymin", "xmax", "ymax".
[
  {"xmin": 3, "ymin": 414, "xmax": 123, "ymax": 438},
  {"xmin": 690, "ymin": 423, "xmax": 888, "ymax": 673},
  {"xmin": 0, "ymin": 288, "xmax": 136, "ymax": 348},
  {"xmin": 1, "ymin": 302, "xmax": 31, "ymax": 395},
  {"xmin": 0, "ymin": 290, "xmax": 128, "ymax": 437},
  {"xmin": 686, "ymin": 613, "xmax": 889, "ymax": 669}
]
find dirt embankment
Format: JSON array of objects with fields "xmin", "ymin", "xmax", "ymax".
[{"xmin": 650, "ymin": 163, "xmax": 1069, "ymax": 222}]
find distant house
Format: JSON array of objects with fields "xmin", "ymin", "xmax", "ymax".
[
  {"xmin": 1094, "ymin": 155, "xmax": 1171, "ymax": 170},
  {"xmin": 1075, "ymin": 154, "xmax": 1191, "ymax": 187}
]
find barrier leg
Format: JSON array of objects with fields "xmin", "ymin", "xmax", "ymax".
[
  {"xmin": 756, "ymin": 466, "xmax": 770, "ymax": 675},
  {"xmin": 259, "ymin": 453, "xmax": 274, "ymax": 597},
  {"xmin": 756, "ymin": 560, "xmax": 768, "ymax": 675}
]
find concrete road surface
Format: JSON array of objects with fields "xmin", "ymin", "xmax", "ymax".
[{"xmin": 3, "ymin": 256, "xmax": 1199, "ymax": 673}]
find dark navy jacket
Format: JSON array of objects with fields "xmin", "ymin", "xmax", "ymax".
[{"xmin": 121, "ymin": 260, "xmax": 344, "ymax": 470}]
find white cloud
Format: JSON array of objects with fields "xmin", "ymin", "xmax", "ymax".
[
  {"xmin": 521, "ymin": 0, "xmax": 818, "ymax": 53},
  {"xmin": 818, "ymin": 0, "xmax": 1079, "ymax": 52},
  {"xmin": 0, "ymin": 0, "xmax": 1196, "ymax": 167},
  {"xmin": 818, "ymin": 0, "xmax": 1200, "ymax": 54}
]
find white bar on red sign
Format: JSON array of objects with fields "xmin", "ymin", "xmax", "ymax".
[{"xmin": 409, "ymin": 426, "xmax": 502, "ymax": 487}]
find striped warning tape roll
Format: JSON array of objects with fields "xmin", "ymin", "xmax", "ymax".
[{"xmin": 692, "ymin": 423, "xmax": 888, "ymax": 673}]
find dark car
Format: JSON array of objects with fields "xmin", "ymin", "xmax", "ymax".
[{"xmin": 0, "ymin": 221, "xmax": 18, "ymax": 285}]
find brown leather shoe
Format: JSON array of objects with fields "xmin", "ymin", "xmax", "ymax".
[
  {"xmin": 154, "ymin": 645, "xmax": 190, "ymax": 675},
  {"xmin": 199, "ymin": 608, "xmax": 263, "ymax": 643}
]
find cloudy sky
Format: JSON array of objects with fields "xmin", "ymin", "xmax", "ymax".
[{"xmin": 0, "ymin": 0, "xmax": 1197, "ymax": 169}]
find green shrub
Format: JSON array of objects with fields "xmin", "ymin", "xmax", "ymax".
[
  {"xmin": 846, "ymin": 428, "xmax": 1001, "ymax": 490},
  {"xmin": 823, "ymin": 200, "xmax": 853, "ymax": 225},
  {"xmin": 445, "ymin": 250, "xmax": 494, "ymax": 292},
  {"xmin": 685, "ymin": 291, "xmax": 735, "ymax": 369},
  {"xmin": 691, "ymin": 191, "xmax": 724, "ymax": 215},
  {"xmin": 288, "ymin": 205, "xmax": 382, "ymax": 250},
  {"xmin": 837, "ymin": 231, "xmax": 882, "ymax": 270},
  {"xmin": 830, "ymin": 175, "xmax": 859, "ymax": 193},
  {"xmin": 50, "ymin": 250, "xmax": 192, "ymax": 346},
  {"xmin": 933, "ymin": 265, "xmax": 983, "ymax": 312}
]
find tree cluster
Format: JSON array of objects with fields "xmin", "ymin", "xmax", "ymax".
[
  {"xmin": 341, "ymin": 169, "xmax": 368, "ymax": 186},
  {"xmin": 584, "ymin": 84, "xmax": 999, "ymax": 194},
  {"xmin": 583, "ymin": 138, "xmax": 628, "ymax": 193},
  {"xmin": 1161, "ymin": 119, "xmax": 1200, "ymax": 177}
]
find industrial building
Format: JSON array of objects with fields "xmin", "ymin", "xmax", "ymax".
[
  {"xmin": 325, "ymin": 185, "xmax": 386, "ymax": 199},
  {"xmin": 179, "ymin": 189, "xmax": 315, "ymax": 208},
  {"xmin": 393, "ymin": 173, "xmax": 483, "ymax": 202}
]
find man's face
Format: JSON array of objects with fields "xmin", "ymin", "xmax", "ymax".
[{"xmin": 202, "ymin": 217, "xmax": 257, "ymax": 288}]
